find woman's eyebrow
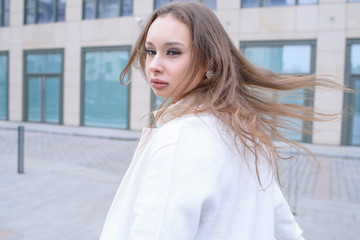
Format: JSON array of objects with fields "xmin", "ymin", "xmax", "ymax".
[
  {"xmin": 163, "ymin": 42, "xmax": 186, "ymax": 47},
  {"xmin": 145, "ymin": 41, "xmax": 186, "ymax": 47}
]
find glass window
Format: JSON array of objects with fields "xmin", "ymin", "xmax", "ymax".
[
  {"xmin": 244, "ymin": 45, "xmax": 312, "ymax": 74},
  {"xmin": 0, "ymin": 52, "xmax": 8, "ymax": 120},
  {"xmin": 343, "ymin": 41, "xmax": 360, "ymax": 146},
  {"xmin": 154, "ymin": 0, "xmax": 216, "ymax": 10},
  {"xmin": 82, "ymin": 48, "xmax": 130, "ymax": 129},
  {"xmin": 351, "ymin": 79, "xmax": 360, "ymax": 145},
  {"xmin": 241, "ymin": 41, "xmax": 315, "ymax": 142},
  {"xmin": 25, "ymin": 51, "xmax": 63, "ymax": 124},
  {"xmin": 298, "ymin": 0, "xmax": 317, "ymax": 4},
  {"xmin": 242, "ymin": 0, "xmax": 260, "ymax": 8},
  {"xmin": 263, "ymin": 0, "xmax": 295, "ymax": 7},
  {"xmin": 83, "ymin": 0, "xmax": 133, "ymax": 19},
  {"xmin": 26, "ymin": 53, "xmax": 63, "ymax": 74},
  {"xmin": 242, "ymin": 0, "xmax": 317, "ymax": 8},
  {"xmin": 351, "ymin": 44, "xmax": 360, "ymax": 74},
  {"xmin": 57, "ymin": 0, "xmax": 66, "ymax": 21},
  {"xmin": 0, "ymin": 0, "xmax": 10, "ymax": 27},
  {"xmin": 25, "ymin": 0, "xmax": 65, "ymax": 24}
]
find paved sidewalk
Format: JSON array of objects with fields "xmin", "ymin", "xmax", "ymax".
[{"xmin": 0, "ymin": 121, "xmax": 360, "ymax": 240}]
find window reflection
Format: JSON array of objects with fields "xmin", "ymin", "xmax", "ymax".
[
  {"xmin": 351, "ymin": 44, "xmax": 360, "ymax": 74},
  {"xmin": 0, "ymin": 0, "xmax": 10, "ymax": 26},
  {"xmin": 263, "ymin": 0, "xmax": 295, "ymax": 7},
  {"xmin": 154, "ymin": 0, "xmax": 216, "ymax": 10},
  {"xmin": 38, "ymin": 0, "xmax": 55, "ymax": 23},
  {"xmin": 25, "ymin": 0, "xmax": 65, "ymax": 24},
  {"xmin": 242, "ymin": 0, "xmax": 317, "ymax": 7},
  {"xmin": 0, "ymin": 53, "xmax": 8, "ymax": 119},
  {"xmin": 83, "ymin": 0, "xmax": 133, "ymax": 19},
  {"xmin": 242, "ymin": 41, "xmax": 314, "ymax": 142},
  {"xmin": 244, "ymin": 45, "xmax": 311, "ymax": 74},
  {"xmin": 121, "ymin": 0, "xmax": 133, "ymax": 16},
  {"xmin": 25, "ymin": 52, "xmax": 63, "ymax": 124},
  {"xmin": 98, "ymin": 0, "xmax": 119, "ymax": 19},
  {"xmin": 57, "ymin": 0, "xmax": 66, "ymax": 21},
  {"xmin": 83, "ymin": 49, "xmax": 130, "ymax": 129},
  {"xmin": 352, "ymin": 80, "xmax": 360, "ymax": 145}
]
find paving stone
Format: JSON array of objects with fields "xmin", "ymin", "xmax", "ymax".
[{"xmin": 0, "ymin": 122, "xmax": 359, "ymax": 240}]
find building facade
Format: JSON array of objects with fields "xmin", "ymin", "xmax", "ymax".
[{"xmin": 0, "ymin": 0, "xmax": 359, "ymax": 146}]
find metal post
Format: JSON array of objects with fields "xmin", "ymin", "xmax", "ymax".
[{"xmin": 18, "ymin": 126, "xmax": 24, "ymax": 174}]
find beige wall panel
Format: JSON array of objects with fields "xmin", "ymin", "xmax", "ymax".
[
  {"xmin": 10, "ymin": 27, "xmax": 23, "ymax": 46},
  {"xmin": 218, "ymin": 0, "xmax": 240, "ymax": 10},
  {"xmin": 318, "ymin": 4, "xmax": 346, "ymax": 31},
  {"xmin": 9, "ymin": 101, "xmax": 23, "ymax": 121},
  {"xmin": 317, "ymin": 31, "xmax": 346, "ymax": 51},
  {"xmin": 91, "ymin": 18, "xmax": 135, "ymax": 43},
  {"xmin": 8, "ymin": 50, "xmax": 22, "ymax": 121},
  {"xmin": 63, "ymin": 115, "xmax": 80, "ymax": 126},
  {"xmin": 80, "ymin": 21, "xmax": 96, "ymax": 41},
  {"xmin": 216, "ymin": 10, "xmax": 240, "ymax": 34},
  {"xmin": 93, "ymin": 20, "xmax": 119, "ymax": 41},
  {"xmin": 0, "ymin": 28, "xmax": 11, "ymax": 47},
  {"xmin": 8, "ymin": 80, "xmax": 22, "ymax": 103},
  {"xmin": 316, "ymin": 50, "xmax": 345, "ymax": 74},
  {"xmin": 63, "ymin": 47, "xmax": 81, "ymax": 125},
  {"xmin": 240, "ymin": 32, "xmax": 317, "ymax": 41},
  {"xmin": 130, "ymin": 67, "xmax": 151, "ymax": 130},
  {"xmin": 10, "ymin": 0, "xmax": 23, "ymax": 27},
  {"xmin": 10, "ymin": 12, "xmax": 23, "ymax": 27},
  {"xmin": 130, "ymin": 86, "xmax": 151, "ymax": 130},
  {"xmin": 296, "ymin": 5, "xmax": 318, "ymax": 32},
  {"xmin": 312, "ymin": 119, "xmax": 342, "ymax": 145},
  {"xmin": 239, "ymin": 9, "xmax": 260, "ymax": 33},
  {"xmin": 36, "ymin": 24, "xmax": 56, "ymax": 45},
  {"xmin": 259, "ymin": 7, "xmax": 296, "ymax": 33},
  {"xmin": 66, "ymin": 3, "xmax": 82, "ymax": 22},
  {"xmin": 347, "ymin": 3, "xmax": 360, "ymax": 30},
  {"xmin": 52, "ymin": 23, "xmax": 67, "ymax": 44},
  {"xmin": 312, "ymin": 89, "xmax": 344, "ymax": 145},
  {"xmin": 134, "ymin": 0, "xmax": 153, "ymax": 16},
  {"xmin": 23, "ymin": 25, "xmax": 39, "ymax": 44},
  {"xmin": 319, "ymin": 0, "xmax": 346, "ymax": 4},
  {"xmin": 11, "ymin": 0, "xmax": 23, "ymax": 14},
  {"xmin": 66, "ymin": 22, "xmax": 81, "ymax": 42},
  {"xmin": 346, "ymin": 30, "xmax": 360, "ymax": 38}
]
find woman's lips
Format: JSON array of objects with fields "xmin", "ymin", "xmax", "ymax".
[{"xmin": 151, "ymin": 78, "xmax": 169, "ymax": 89}]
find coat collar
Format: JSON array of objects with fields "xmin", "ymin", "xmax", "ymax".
[{"xmin": 153, "ymin": 96, "xmax": 197, "ymax": 127}]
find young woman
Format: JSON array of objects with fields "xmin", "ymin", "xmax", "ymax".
[{"xmin": 100, "ymin": 2, "xmax": 339, "ymax": 239}]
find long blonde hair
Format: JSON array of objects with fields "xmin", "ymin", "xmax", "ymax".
[{"xmin": 120, "ymin": 1, "xmax": 344, "ymax": 182}]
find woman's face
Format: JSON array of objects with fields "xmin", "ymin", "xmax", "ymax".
[{"xmin": 145, "ymin": 14, "xmax": 205, "ymax": 99}]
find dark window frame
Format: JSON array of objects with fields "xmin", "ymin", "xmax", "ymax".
[
  {"xmin": 342, "ymin": 39, "xmax": 360, "ymax": 146},
  {"xmin": 0, "ymin": 51, "xmax": 9, "ymax": 120},
  {"xmin": 24, "ymin": 0, "xmax": 65, "ymax": 25},
  {"xmin": 23, "ymin": 49, "xmax": 64, "ymax": 124},
  {"xmin": 80, "ymin": 46, "xmax": 132, "ymax": 129},
  {"xmin": 0, "ymin": 0, "xmax": 10, "ymax": 27},
  {"xmin": 240, "ymin": 40, "xmax": 316, "ymax": 143}
]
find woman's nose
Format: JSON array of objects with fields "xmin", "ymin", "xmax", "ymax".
[{"xmin": 149, "ymin": 54, "xmax": 163, "ymax": 73}]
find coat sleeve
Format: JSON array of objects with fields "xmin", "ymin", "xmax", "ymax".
[
  {"xmin": 274, "ymin": 182, "xmax": 305, "ymax": 240},
  {"xmin": 130, "ymin": 124, "xmax": 226, "ymax": 240}
]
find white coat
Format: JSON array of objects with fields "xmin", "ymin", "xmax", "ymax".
[{"xmin": 99, "ymin": 111, "xmax": 305, "ymax": 240}]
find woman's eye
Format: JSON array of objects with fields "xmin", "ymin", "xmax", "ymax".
[
  {"xmin": 167, "ymin": 50, "xmax": 181, "ymax": 56},
  {"xmin": 145, "ymin": 49, "xmax": 156, "ymax": 55}
]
